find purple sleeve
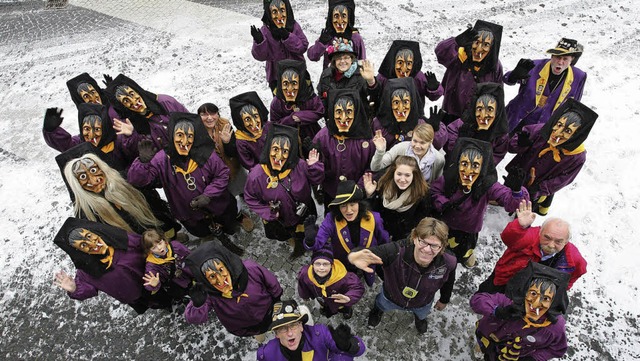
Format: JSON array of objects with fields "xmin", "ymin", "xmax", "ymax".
[
  {"xmin": 307, "ymin": 214, "xmax": 334, "ymax": 251},
  {"xmin": 352, "ymin": 33, "xmax": 366, "ymax": 60},
  {"xmin": 293, "ymin": 97, "xmax": 324, "ymax": 125},
  {"xmin": 342, "ymin": 272, "xmax": 365, "ymax": 306},
  {"xmin": 237, "ymin": 140, "xmax": 259, "ymax": 170},
  {"xmin": 127, "ymin": 152, "xmax": 162, "ymax": 188},
  {"xmin": 244, "ymin": 167, "xmax": 278, "ymax": 221},
  {"xmin": 307, "ymin": 39, "xmax": 327, "ymax": 62},
  {"xmin": 43, "ymin": 127, "xmax": 81, "ymax": 153},
  {"xmin": 305, "ymin": 159, "xmax": 325, "ymax": 186},
  {"xmin": 68, "ymin": 270, "xmax": 99, "ymax": 301},
  {"xmin": 444, "ymin": 119, "xmax": 461, "ymax": 154},
  {"xmin": 184, "ymin": 297, "xmax": 214, "ymax": 324},
  {"xmin": 251, "ymin": 26, "xmax": 272, "ymax": 61},
  {"xmin": 492, "ymin": 134, "xmax": 510, "ymax": 164},
  {"xmin": 255, "ymin": 262, "xmax": 283, "ymax": 299},
  {"xmin": 469, "ymin": 292, "xmax": 512, "ymax": 316},
  {"xmin": 374, "ymin": 213, "xmax": 391, "ymax": 245},
  {"xmin": 118, "ymin": 131, "xmax": 141, "ymax": 160},
  {"xmin": 283, "ymin": 23, "xmax": 309, "ymax": 54},
  {"xmin": 432, "ymin": 122, "xmax": 448, "ymax": 150},
  {"xmin": 488, "ymin": 183, "xmax": 529, "ymax": 212},
  {"xmin": 202, "ymin": 153, "xmax": 230, "ymax": 199},
  {"xmin": 296, "ymin": 266, "xmax": 314, "ymax": 300},
  {"xmin": 435, "ymin": 37, "xmax": 459, "ymax": 68},
  {"xmin": 538, "ymin": 156, "xmax": 585, "ymax": 197},
  {"xmin": 426, "ymin": 83, "xmax": 444, "ymax": 101},
  {"xmin": 430, "ymin": 176, "xmax": 448, "ymax": 212}
]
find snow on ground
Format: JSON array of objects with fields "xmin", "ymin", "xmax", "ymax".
[{"xmin": 0, "ymin": 0, "xmax": 638, "ymax": 360}]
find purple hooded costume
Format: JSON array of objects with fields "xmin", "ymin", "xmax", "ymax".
[{"xmin": 229, "ymin": 91, "xmax": 272, "ymax": 170}]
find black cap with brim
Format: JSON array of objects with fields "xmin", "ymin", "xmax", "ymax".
[
  {"xmin": 328, "ymin": 179, "xmax": 364, "ymax": 206},
  {"xmin": 546, "ymin": 38, "xmax": 583, "ymax": 57},
  {"xmin": 269, "ymin": 300, "xmax": 309, "ymax": 331}
]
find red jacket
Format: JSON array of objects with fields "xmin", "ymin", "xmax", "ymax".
[{"xmin": 493, "ymin": 219, "xmax": 587, "ymax": 289}]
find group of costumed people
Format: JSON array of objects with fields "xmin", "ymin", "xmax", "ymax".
[{"xmin": 45, "ymin": 0, "xmax": 597, "ymax": 359}]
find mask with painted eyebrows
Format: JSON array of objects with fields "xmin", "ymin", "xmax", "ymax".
[
  {"xmin": 548, "ymin": 111, "xmax": 582, "ymax": 147},
  {"xmin": 72, "ymin": 157, "xmax": 106, "ymax": 194},
  {"xmin": 394, "ymin": 48, "xmax": 414, "ymax": 78},
  {"xmin": 77, "ymin": 83, "xmax": 102, "ymax": 104},
  {"xmin": 471, "ymin": 30, "xmax": 494, "ymax": 63},
  {"xmin": 173, "ymin": 121, "xmax": 195, "ymax": 156},
  {"xmin": 114, "ymin": 85, "xmax": 147, "ymax": 114},
  {"xmin": 202, "ymin": 258, "xmax": 233, "ymax": 295},
  {"xmin": 69, "ymin": 227, "xmax": 109, "ymax": 255},
  {"xmin": 269, "ymin": 135, "xmax": 291, "ymax": 171},
  {"xmin": 475, "ymin": 94, "xmax": 497, "ymax": 130},
  {"xmin": 281, "ymin": 69, "xmax": 299, "ymax": 102},
  {"xmin": 458, "ymin": 148, "xmax": 483, "ymax": 192},
  {"xmin": 334, "ymin": 97, "xmax": 355, "ymax": 133},
  {"xmin": 270, "ymin": 0, "xmax": 287, "ymax": 28},
  {"xmin": 240, "ymin": 104, "xmax": 262, "ymax": 136},
  {"xmin": 332, "ymin": 5, "xmax": 349, "ymax": 34},
  {"xmin": 391, "ymin": 88, "xmax": 411, "ymax": 122},
  {"xmin": 81, "ymin": 115, "xmax": 103, "ymax": 147},
  {"xmin": 524, "ymin": 278, "xmax": 557, "ymax": 322}
]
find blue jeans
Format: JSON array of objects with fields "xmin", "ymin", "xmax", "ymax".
[{"xmin": 375, "ymin": 291, "xmax": 433, "ymax": 320}]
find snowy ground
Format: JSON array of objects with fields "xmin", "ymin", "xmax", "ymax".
[{"xmin": 0, "ymin": 0, "xmax": 638, "ymax": 360}]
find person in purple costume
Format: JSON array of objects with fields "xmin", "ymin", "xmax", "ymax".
[
  {"xmin": 445, "ymin": 82, "xmax": 510, "ymax": 165},
  {"xmin": 105, "ymin": 74, "xmax": 189, "ymax": 151},
  {"xmin": 471, "ymin": 262, "xmax": 570, "ymax": 361},
  {"xmin": 307, "ymin": 0, "xmax": 366, "ymax": 69},
  {"xmin": 505, "ymin": 98, "xmax": 597, "ymax": 216},
  {"xmin": 128, "ymin": 112, "xmax": 243, "ymax": 255},
  {"xmin": 431, "ymin": 137, "xmax": 528, "ymax": 268},
  {"xmin": 297, "ymin": 247, "xmax": 364, "ymax": 319},
  {"xmin": 53, "ymin": 217, "xmax": 170, "ymax": 314},
  {"xmin": 257, "ymin": 299, "xmax": 365, "ymax": 360},
  {"xmin": 141, "ymin": 228, "xmax": 194, "ymax": 302},
  {"xmin": 184, "ymin": 241, "xmax": 282, "ymax": 339},
  {"xmin": 244, "ymin": 124, "xmax": 323, "ymax": 259},
  {"xmin": 304, "ymin": 180, "xmax": 390, "ymax": 287},
  {"xmin": 312, "ymin": 88, "xmax": 375, "ymax": 206},
  {"xmin": 270, "ymin": 59, "xmax": 324, "ymax": 149},
  {"xmin": 435, "ymin": 20, "xmax": 504, "ymax": 123},
  {"xmin": 505, "ymin": 38, "xmax": 586, "ymax": 134},
  {"xmin": 251, "ymin": 0, "xmax": 309, "ymax": 92},
  {"xmin": 229, "ymin": 91, "xmax": 272, "ymax": 171}
]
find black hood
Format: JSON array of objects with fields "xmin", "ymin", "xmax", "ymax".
[
  {"xmin": 377, "ymin": 40, "xmax": 423, "ymax": 79},
  {"xmin": 105, "ymin": 74, "xmax": 166, "ymax": 135},
  {"xmin": 376, "ymin": 77, "xmax": 422, "ymax": 137},
  {"xmin": 166, "ymin": 112, "xmax": 215, "ymax": 167},
  {"xmin": 326, "ymin": 88, "xmax": 372, "ymax": 139},
  {"xmin": 539, "ymin": 98, "xmax": 598, "ymax": 152},
  {"xmin": 443, "ymin": 137, "xmax": 497, "ymax": 200},
  {"xmin": 275, "ymin": 59, "xmax": 315, "ymax": 104},
  {"xmin": 261, "ymin": 0, "xmax": 295, "ymax": 32},
  {"xmin": 463, "ymin": 20, "xmax": 503, "ymax": 76},
  {"xmin": 186, "ymin": 241, "xmax": 248, "ymax": 296},
  {"xmin": 506, "ymin": 261, "xmax": 570, "ymax": 323},
  {"xmin": 66, "ymin": 73, "xmax": 108, "ymax": 107},
  {"xmin": 325, "ymin": 0, "xmax": 356, "ymax": 38},
  {"xmin": 53, "ymin": 217, "xmax": 129, "ymax": 278},
  {"xmin": 259, "ymin": 123, "xmax": 300, "ymax": 172},
  {"xmin": 77, "ymin": 103, "xmax": 116, "ymax": 149},
  {"xmin": 459, "ymin": 82, "xmax": 508, "ymax": 141},
  {"xmin": 229, "ymin": 91, "xmax": 269, "ymax": 134}
]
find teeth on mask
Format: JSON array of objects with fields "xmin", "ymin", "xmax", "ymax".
[{"xmin": 536, "ymin": 308, "xmax": 540, "ymax": 316}]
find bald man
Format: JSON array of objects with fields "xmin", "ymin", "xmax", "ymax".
[{"xmin": 477, "ymin": 200, "xmax": 587, "ymax": 293}]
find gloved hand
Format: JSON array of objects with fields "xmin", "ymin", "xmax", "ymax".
[
  {"xmin": 271, "ymin": 27, "xmax": 289, "ymax": 41},
  {"xmin": 425, "ymin": 71, "xmax": 440, "ymax": 91},
  {"xmin": 250, "ymin": 25, "xmax": 264, "ymax": 44},
  {"xmin": 509, "ymin": 58, "xmax": 535, "ymax": 82},
  {"xmin": 188, "ymin": 283, "xmax": 208, "ymax": 308},
  {"xmin": 303, "ymin": 215, "xmax": 318, "ymax": 248},
  {"xmin": 503, "ymin": 167, "xmax": 526, "ymax": 192},
  {"xmin": 102, "ymin": 74, "xmax": 113, "ymax": 87},
  {"xmin": 329, "ymin": 323, "xmax": 359, "ymax": 354},
  {"xmin": 190, "ymin": 194, "xmax": 211, "ymax": 209},
  {"xmin": 319, "ymin": 28, "xmax": 332, "ymax": 45},
  {"xmin": 494, "ymin": 304, "xmax": 522, "ymax": 320},
  {"xmin": 43, "ymin": 107, "xmax": 64, "ymax": 132},
  {"xmin": 455, "ymin": 26, "xmax": 478, "ymax": 46},
  {"xmin": 426, "ymin": 105, "xmax": 445, "ymax": 132},
  {"xmin": 301, "ymin": 136, "xmax": 315, "ymax": 155},
  {"xmin": 516, "ymin": 131, "xmax": 533, "ymax": 147},
  {"xmin": 137, "ymin": 139, "xmax": 157, "ymax": 163}
]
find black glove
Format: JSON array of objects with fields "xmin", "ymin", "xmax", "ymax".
[
  {"xmin": 250, "ymin": 25, "xmax": 264, "ymax": 43},
  {"xmin": 319, "ymin": 28, "xmax": 332, "ymax": 45},
  {"xmin": 494, "ymin": 304, "xmax": 522, "ymax": 320},
  {"xmin": 271, "ymin": 27, "xmax": 289, "ymax": 41},
  {"xmin": 43, "ymin": 107, "xmax": 63, "ymax": 132},
  {"xmin": 301, "ymin": 136, "xmax": 314, "ymax": 154},
  {"xmin": 329, "ymin": 323, "xmax": 359, "ymax": 354},
  {"xmin": 509, "ymin": 58, "xmax": 535, "ymax": 82},
  {"xmin": 137, "ymin": 139, "xmax": 157, "ymax": 163},
  {"xmin": 102, "ymin": 74, "xmax": 113, "ymax": 87},
  {"xmin": 190, "ymin": 194, "xmax": 211, "ymax": 209},
  {"xmin": 426, "ymin": 105, "xmax": 445, "ymax": 132},
  {"xmin": 303, "ymin": 215, "xmax": 318, "ymax": 248},
  {"xmin": 516, "ymin": 131, "xmax": 533, "ymax": 148},
  {"xmin": 503, "ymin": 168, "xmax": 526, "ymax": 192},
  {"xmin": 425, "ymin": 71, "xmax": 440, "ymax": 91},
  {"xmin": 189, "ymin": 283, "xmax": 208, "ymax": 308},
  {"xmin": 455, "ymin": 26, "xmax": 478, "ymax": 46}
]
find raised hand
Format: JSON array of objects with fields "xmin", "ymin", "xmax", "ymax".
[
  {"xmin": 455, "ymin": 26, "xmax": 478, "ymax": 46},
  {"xmin": 43, "ymin": 107, "xmax": 64, "ymax": 132},
  {"xmin": 319, "ymin": 28, "xmax": 332, "ymax": 44},
  {"xmin": 509, "ymin": 58, "xmax": 535, "ymax": 82},
  {"xmin": 142, "ymin": 272, "xmax": 160, "ymax": 288},
  {"xmin": 137, "ymin": 139, "xmax": 157, "ymax": 163},
  {"xmin": 54, "ymin": 270, "xmax": 76, "ymax": 293},
  {"xmin": 515, "ymin": 199, "xmax": 536, "ymax": 228},
  {"xmin": 360, "ymin": 59, "xmax": 376, "ymax": 86},
  {"xmin": 426, "ymin": 105, "xmax": 444, "ymax": 132},
  {"xmin": 347, "ymin": 248, "xmax": 383, "ymax": 273},
  {"xmin": 102, "ymin": 74, "xmax": 113, "ymax": 87},
  {"xmin": 503, "ymin": 167, "xmax": 526, "ymax": 192},
  {"xmin": 330, "ymin": 293, "xmax": 351, "ymax": 304},
  {"xmin": 306, "ymin": 148, "xmax": 319, "ymax": 166},
  {"xmin": 363, "ymin": 172, "xmax": 377, "ymax": 197},
  {"xmin": 425, "ymin": 71, "xmax": 440, "ymax": 91},
  {"xmin": 113, "ymin": 118, "xmax": 134, "ymax": 136},
  {"xmin": 220, "ymin": 123, "xmax": 233, "ymax": 144},
  {"xmin": 250, "ymin": 25, "xmax": 264, "ymax": 44},
  {"xmin": 372, "ymin": 129, "xmax": 387, "ymax": 151}
]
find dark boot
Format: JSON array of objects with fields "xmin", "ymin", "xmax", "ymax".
[
  {"xmin": 367, "ymin": 305, "xmax": 384, "ymax": 328},
  {"xmin": 288, "ymin": 238, "xmax": 305, "ymax": 260},
  {"xmin": 210, "ymin": 224, "xmax": 244, "ymax": 256},
  {"xmin": 341, "ymin": 306, "xmax": 353, "ymax": 320},
  {"xmin": 414, "ymin": 314, "xmax": 428, "ymax": 334}
]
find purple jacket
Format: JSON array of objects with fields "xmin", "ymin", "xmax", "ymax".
[
  {"xmin": 236, "ymin": 122, "xmax": 271, "ymax": 171},
  {"xmin": 244, "ymin": 160, "xmax": 324, "ymax": 227},
  {"xmin": 376, "ymin": 71, "xmax": 444, "ymax": 108},
  {"xmin": 69, "ymin": 234, "xmax": 145, "ymax": 305},
  {"xmin": 435, "ymin": 37, "xmax": 504, "ymax": 117},
  {"xmin": 127, "ymin": 150, "xmax": 231, "ymax": 223},
  {"xmin": 270, "ymin": 96, "xmax": 324, "ymax": 140},
  {"xmin": 507, "ymin": 124, "xmax": 586, "ymax": 199},
  {"xmin": 184, "ymin": 259, "xmax": 282, "ymax": 336},
  {"xmin": 505, "ymin": 59, "xmax": 586, "ymax": 132},
  {"xmin": 297, "ymin": 261, "xmax": 365, "ymax": 315},
  {"xmin": 138, "ymin": 94, "xmax": 190, "ymax": 151},
  {"xmin": 251, "ymin": 22, "xmax": 309, "ymax": 84},
  {"xmin": 445, "ymin": 118, "xmax": 510, "ymax": 165},
  {"xmin": 308, "ymin": 32, "xmax": 366, "ymax": 69},
  {"xmin": 257, "ymin": 324, "xmax": 365, "ymax": 361},
  {"xmin": 312, "ymin": 127, "xmax": 375, "ymax": 198},
  {"xmin": 470, "ymin": 292, "xmax": 567, "ymax": 361},
  {"xmin": 144, "ymin": 240, "xmax": 193, "ymax": 293},
  {"xmin": 431, "ymin": 176, "xmax": 528, "ymax": 233}
]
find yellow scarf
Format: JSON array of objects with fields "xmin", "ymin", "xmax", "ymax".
[
  {"xmin": 174, "ymin": 159, "xmax": 199, "ymax": 175},
  {"xmin": 261, "ymin": 164, "xmax": 292, "ymax": 189},
  {"xmin": 145, "ymin": 244, "xmax": 175, "ymax": 265},
  {"xmin": 334, "ymin": 211, "xmax": 375, "ymax": 254},
  {"xmin": 535, "ymin": 62, "xmax": 574, "ymax": 111},
  {"xmin": 308, "ymin": 259, "xmax": 348, "ymax": 297},
  {"xmin": 235, "ymin": 129, "xmax": 262, "ymax": 142},
  {"xmin": 538, "ymin": 143, "xmax": 585, "ymax": 162},
  {"xmin": 458, "ymin": 47, "xmax": 481, "ymax": 72},
  {"xmin": 99, "ymin": 246, "xmax": 115, "ymax": 269},
  {"xmin": 100, "ymin": 141, "xmax": 115, "ymax": 153},
  {"xmin": 522, "ymin": 316, "xmax": 552, "ymax": 329}
]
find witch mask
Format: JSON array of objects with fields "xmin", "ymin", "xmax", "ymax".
[
  {"xmin": 334, "ymin": 96, "xmax": 355, "ymax": 133},
  {"xmin": 174, "ymin": 120, "xmax": 195, "ymax": 156},
  {"xmin": 72, "ymin": 157, "xmax": 106, "ymax": 193},
  {"xmin": 114, "ymin": 85, "xmax": 147, "ymax": 114}
]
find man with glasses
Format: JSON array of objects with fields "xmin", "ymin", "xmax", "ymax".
[{"xmin": 347, "ymin": 217, "xmax": 457, "ymax": 334}]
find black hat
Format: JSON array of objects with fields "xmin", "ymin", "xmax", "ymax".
[
  {"xmin": 327, "ymin": 38, "xmax": 356, "ymax": 60},
  {"xmin": 311, "ymin": 247, "xmax": 334, "ymax": 264},
  {"xmin": 229, "ymin": 91, "xmax": 269, "ymax": 134},
  {"xmin": 325, "ymin": 0, "xmax": 356, "ymax": 37},
  {"xmin": 66, "ymin": 73, "xmax": 106, "ymax": 107},
  {"xmin": 546, "ymin": 38, "xmax": 583, "ymax": 65},
  {"xmin": 269, "ymin": 299, "xmax": 309, "ymax": 331},
  {"xmin": 166, "ymin": 112, "xmax": 215, "ymax": 166},
  {"xmin": 259, "ymin": 123, "xmax": 300, "ymax": 172},
  {"xmin": 377, "ymin": 40, "xmax": 423, "ymax": 79},
  {"xmin": 443, "ymin": 137, "xmax": 497, "ymax": 200},
  {"xmin": 539, "ymin": 98, "xmax": 598, "ymax": 152},
  {"xmin": 328, "ymin": 179, "xmax": 364, "ymax": 206},
  {"xmin": 261, "ymin": 0, "xmax": 295, "ymax": 31},
  {"xmin": 459, "ymin": 82, "xmax": 508, "ymax": 141},
  {"xmin": 275, "ymin": 59, "xmax": 315, "ymax": 104}
]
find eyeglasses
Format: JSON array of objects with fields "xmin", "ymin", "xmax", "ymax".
[
  {"xmin": 416, "ymin": 238, "xmax": 442, "ymax": 251},
  {"xmin": 274, "ymin": 321, "xmax": 301, "ymax": 334}
]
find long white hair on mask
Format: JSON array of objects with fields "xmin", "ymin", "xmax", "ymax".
[{"xmin": 64, "ymin": 153, "xmax": 160, "ymax": 232}]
